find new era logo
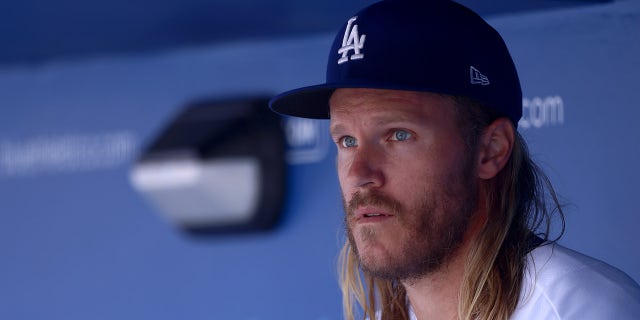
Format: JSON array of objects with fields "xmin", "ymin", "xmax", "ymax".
[
  {"xmin": 337, "ymin": 16, "xmax": 366, "ymax": 64},
  {"xmin": 470, "ymin": 66, "xmax": 490, "ymax": 85}
]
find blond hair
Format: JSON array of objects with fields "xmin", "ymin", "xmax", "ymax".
[{"xmin": 338, "ymin": 97, "xmax": 564, "ymax": 320}]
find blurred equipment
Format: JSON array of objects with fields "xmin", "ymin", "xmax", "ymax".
[{"xmin": 130, "ymin": 97, "xmax": 286, "ymax": 234}]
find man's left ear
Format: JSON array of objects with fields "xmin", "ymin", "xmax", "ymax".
[{"xmin": 476, "ymin": 118, "xmax": 515, "ymax": 180}]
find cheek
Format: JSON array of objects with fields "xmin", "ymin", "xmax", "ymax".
[
  {"xmin": 385, "ymin": 148, "xmax": 457, "ymax": 197},
  {"xmin": 401, "ymin": 141, "xmax": 463, "ymax": 175},
  {"xmin": 335, "ymin": 156, "xmax": 346, "ymax": 183},
  {"xmin": 335, "ymin": 153, "xmax": 353, "ymax": 187},
  {"xmin": 389, "ymin": 149, "xmax": 435, "ymax": 180}
]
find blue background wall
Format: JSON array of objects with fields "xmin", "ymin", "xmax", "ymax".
[{"xmin": 0, "ymin": 1, "xmax": 638, "ymax": 319}]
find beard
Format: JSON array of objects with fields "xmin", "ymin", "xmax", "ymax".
[{"xmin": 344, "ymin": 161, "xmax": 478, "ymax": 281}]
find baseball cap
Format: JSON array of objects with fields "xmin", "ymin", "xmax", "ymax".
[{"xmin": 269, "ymin": 0, "xmax": 522, "ymax": 125}]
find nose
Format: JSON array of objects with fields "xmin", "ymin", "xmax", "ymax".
[{"xmin": 345, "ymin": 145, "xmax": 385, "ymax": 190}]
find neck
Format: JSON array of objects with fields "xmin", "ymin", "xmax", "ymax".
[
  {"xmin": 402, "ymin": 247, "xmax": 466, "ymax": 320},
  {"xmin": 402, "ymin": 208, "xmax": 487, "ymax": 320}
]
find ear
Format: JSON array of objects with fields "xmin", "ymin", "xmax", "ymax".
[{"xmin": 476, "ymin": 118, "xmax": 515, "ymax": 180}]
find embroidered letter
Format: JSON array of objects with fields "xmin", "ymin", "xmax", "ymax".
[{"xmin": 337, "ymin": 17, "xmax": 366, "ymax": 64}]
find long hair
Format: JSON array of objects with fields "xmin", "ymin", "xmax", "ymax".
[{"xmin": 338, "ymin": 96, "xmax": 565, "ymax": 320}]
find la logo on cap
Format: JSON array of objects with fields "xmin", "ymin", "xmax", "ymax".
[{"xmin": 337, "ymin": 16, "xmax": 366, "ymax": 64}]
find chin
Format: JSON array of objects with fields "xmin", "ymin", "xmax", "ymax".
[{"xmin": 355, "ymin": 239, "xmax": 399, "ymax": 271}]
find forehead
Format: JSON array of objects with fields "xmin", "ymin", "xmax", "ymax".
[{"xmin": 329, "ymin": 88, "xmax": 457, "ymax": 124}]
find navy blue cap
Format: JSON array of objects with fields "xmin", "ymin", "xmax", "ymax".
[{"xmin": 269, "ymin": 0, "xmax": 522, "ymax": 125}]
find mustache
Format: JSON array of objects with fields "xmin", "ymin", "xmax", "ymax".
[{"xmin": 345, "ymin": 190, "xmax": 402, "ymax": 217}]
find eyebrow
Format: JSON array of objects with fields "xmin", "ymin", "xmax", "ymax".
[
  {"xmin": 329, "ymin": 123, "xmax": 347, "ymax": 137},
  {"xmin": 330, "ymin": 113, "xmax": 417, "ymax": 135}
]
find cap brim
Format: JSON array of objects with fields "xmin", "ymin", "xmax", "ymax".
[
  {"xmin": 269, "ymin": 81, "xmax": 487, "ymax": 120},
  {"xmin": 269, "ymin": 82, "xmax": 439, "ymax": 119},
  {"xmin": 268, "ymin": 84, "xmax": 337, "ymax": 119}
]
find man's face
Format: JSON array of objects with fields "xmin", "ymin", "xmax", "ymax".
[{"xmin": 329, "ymin": 88, "xmax": 478, "ymax": 280}]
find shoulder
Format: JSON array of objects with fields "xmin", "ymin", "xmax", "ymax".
[{"xmin": 511, "ymin": 243, "xmax": 640, "ymax": 320}]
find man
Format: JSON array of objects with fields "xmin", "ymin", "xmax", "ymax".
[{"xmin": 270, "ymin": 1, "xmax": 640, "ymax": 319}]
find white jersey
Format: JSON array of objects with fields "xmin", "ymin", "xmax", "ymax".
[
  {"xmin": 511, "ymin": 243, "xmax": 640, "ymax": 319},
  {"xmin": 406, "ymin": 243, "xmax": 640, "ymax": 320}
]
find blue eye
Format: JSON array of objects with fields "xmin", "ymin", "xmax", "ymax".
[
  {"xmin": 341, "ymin": 136, "xmax": 358, "ymax": 148},
  {"xmin": 391, "ymin": 130, "xmax": 412, "ymax": 141}
]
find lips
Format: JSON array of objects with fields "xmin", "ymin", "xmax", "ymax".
[
  {"xmin": 354, "ymin": 206, "xmax": 394, "ymax": 222},
  {"xmin": 364, "ymin": 213, "xmax": 386, "ymax": 217}
]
